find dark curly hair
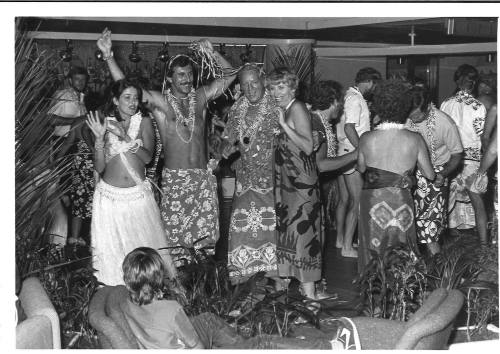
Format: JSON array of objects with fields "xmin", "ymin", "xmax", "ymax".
[
  {"xmin": 408, "ymin": 84, "xmax": 432, "ymax": 112},
  {"xmin": 310, "ymin": 80, "xmax": 343, "ymax": 111},
  {"xmin": 372, "ymin": 79, "xmax": 412, "ymax": 124},
  {"xmin": 454, "ymin": 64, "xmax": 478, "ymax": 92},
  {"xmin": 355, "ymin": 67, "xmax": 382, "ymax": 84}
]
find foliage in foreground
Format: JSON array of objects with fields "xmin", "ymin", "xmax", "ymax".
[{"xmin": 356, "ymin": 235, "xmax": 499, "ymax": 338}]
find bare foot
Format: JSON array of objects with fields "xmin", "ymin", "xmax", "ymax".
[
  {"xmin": 341, "ymin": 248, "xmax": 358, "ymax": 258},
  {"xmin": 335, "ymin": 239, "xmax": 344, "ymax": 249}
]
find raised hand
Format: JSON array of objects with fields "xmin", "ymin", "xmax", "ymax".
[
  {"xmin": 97, "ymin": 28, "xmax": 112, "ymax": 56},
  {"xmin": 86, "ymin": 111, "xmax": 106, "ymax": 139}
]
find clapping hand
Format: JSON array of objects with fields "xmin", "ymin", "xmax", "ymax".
[
  {"xmin": 86, "ymin": 111, "xmax": 106, "ymax": 139},
  {"xmin": 97, "ymin": 28, "xmax": 112, "ymax": 57}
]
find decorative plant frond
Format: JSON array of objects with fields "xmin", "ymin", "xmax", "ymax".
[
  {"xmin": 15, "ymin": 22, "xmax": 73, "ymax": 271},
  {"xmin": 270, "ymin": 45, "xmax": 321, "ymax": 101}
]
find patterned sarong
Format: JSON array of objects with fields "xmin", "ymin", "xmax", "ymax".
[
  {"xmin": 448, "ymin": 161, "xmax": 479, "ymax": 229},
  {"xmin": 227, "ymin": 189, "xmax": 277, "ymax": 282},
  {"xmin": 414, "ymin": 167, "xmax": 448, "ymax": 243},
  {"xmin": 358, "ymin": 167, "xmax": 417, "ymax": 274},
  {"xmin": 160, "ymin": 167, "xmax": 219, "ymax": 265}
]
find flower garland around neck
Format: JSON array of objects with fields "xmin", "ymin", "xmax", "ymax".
[
  {"xmin": 166, "ymin": 88, "xmax": 196, "ymax": 144},
  {"xmin": 313, "ymin": 110, "xmax": 337, "ymax": 157},
  {"xmin": 375, "ymin": 121, "xmax": 406, "ymax": 131},
  {"xmin": 408, "ymin": 103, "xmax": 437, "ymax": 165},
  {"xmin": 236, "ymin": 92, "xmax": 269, "ymax": 148}
]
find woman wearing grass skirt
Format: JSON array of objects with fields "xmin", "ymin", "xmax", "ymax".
[{"xmin": 87, "ymin": 79, "xmax": 177, "ymax": 286}]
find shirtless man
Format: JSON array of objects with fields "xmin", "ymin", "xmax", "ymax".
[{"xmin": 97, "ymin": 28, "xmax": 236, "ymax": 264}]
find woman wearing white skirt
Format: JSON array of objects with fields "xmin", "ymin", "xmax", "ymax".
[{"xmin": 87, "ymin": 79, "xmax": 177, "ymax": 286}]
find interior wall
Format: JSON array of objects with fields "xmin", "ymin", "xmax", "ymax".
[
  {"xmin": 315, "ymin": 57, "xmax": 387, "ymax": 92},
  {"xmin": 438, "ymin": 54, "xmax": 497, "ymax": 105},
  {"xmin": 35, "ymin": 39, "xmax": 265, "ymax": 92}
]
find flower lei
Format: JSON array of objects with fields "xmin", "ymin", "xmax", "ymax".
[
  {"xmin": 408, "ymin": 103, "xmax": 437, "ymax": 166},
  {"xmin": 236, "ymin": 92, "xmax": 270, "ymax": 148},
  {"xmin": 375, "ymin": 122, "xmax": 406, "ymax": 131},
  {"xmin": 314, "ymin": 110, "xmax": 337, "ymax": 157},
  {"xmin": 166, "ymin": 88, "xmax": 196, "ymax": 144}
]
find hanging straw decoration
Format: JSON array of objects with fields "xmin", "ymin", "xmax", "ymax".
[{"xmin": 188, "ymin": 41, "xmax": 239, "ymax": 87}]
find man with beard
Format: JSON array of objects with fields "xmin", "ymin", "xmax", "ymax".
[
  {"xmin": 97, "ymin": 29, "xmax": 236, "ymax": 264},
  {"xmin": 220, "ymin": 64, "xmax": 280, "ymax": 285}
]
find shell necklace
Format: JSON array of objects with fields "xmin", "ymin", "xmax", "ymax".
[
  {"xmin": 313, "ymin": 109, "xmax": 337, "ymax": 157},
  {"xmin": 237, "ymin": 92, "xmax": 269, "ymax": 147},
  {"xmin": 166, "ymin": 88, "xmax": 196, "ymax": 144}
]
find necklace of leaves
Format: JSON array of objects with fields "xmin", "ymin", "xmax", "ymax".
[
  {"xmin": 314, "ymin": 110, "xmax": 337, "ymax": 158},
  {"xmin": 237, "ymin": 92, "xmax": 269, "ymax": 148},
  {"xmin": 409, "ymin": 103, "xmax": 437, "ymax": 165},
  {"xmin": 166, "ymin": 88, "xmax": 196, "ymax": 144}
]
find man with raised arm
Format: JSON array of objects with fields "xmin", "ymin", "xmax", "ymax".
[{"xmin": 97, "ymin": 28, "xmax": 236, "ymax": 264}]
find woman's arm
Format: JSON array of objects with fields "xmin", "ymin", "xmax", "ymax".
[{"xmin": 279, "ymin": 102, "xmax": 313, "ymax": 154}]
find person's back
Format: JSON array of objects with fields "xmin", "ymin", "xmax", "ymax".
[
  {"xmin": 122, "ymin": 292, "xmax": 202, "ymax": 349},
  {"xmin": 359, "ymin": 129, "xmax": 422, "ymax": 175},
  {"xmin": 120, "ymin": 247, "xmax": 203, "ymax": 349}
]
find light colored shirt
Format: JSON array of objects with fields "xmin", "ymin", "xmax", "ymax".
[
  {"xmin": 337, "ymin": 86, "xmax": 370, "ymax": 155},
  {"xmin": 48, "ymin": 88, "xmax": 86, "ymax": 137},
  {"xmin": 405, "ymin": 107, "xmax": 463, "ymax": 167},
  {"xmin": 122, "ymin": 298, "xmax": 202, "ymax": 349},
  {"xmin": 440, "ymin": 90, "xmax": 486, "ymax": 162}
]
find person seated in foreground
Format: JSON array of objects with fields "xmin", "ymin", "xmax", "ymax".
[
  {"xmin": 120, "ymin": 247, "xmax": 204, "ymax": 349},
  {"xmin": 112, "ymin": 247, "xmax": 359, "ymax": 349}
]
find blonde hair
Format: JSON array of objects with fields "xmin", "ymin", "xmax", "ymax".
[{"xmin": 266, "ymin": 66, "xmax": 299, "ymax": 93}]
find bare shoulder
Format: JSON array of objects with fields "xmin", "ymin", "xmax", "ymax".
[{"xmin": 289, "ymin": 100, "xmax": 310, "ymax": 118}]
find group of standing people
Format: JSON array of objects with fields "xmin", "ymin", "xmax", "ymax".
[{"xmin": 49, "ymin": 28, "xmax": 496, "ymax": 301}]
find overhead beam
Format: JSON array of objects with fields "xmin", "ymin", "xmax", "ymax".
[
  {"xmin": 26, "ymin": 31, "xmax": 315, "ymax": 46},
  {"xmin": 49, "ymin": 17, "xmax": 431, "ymax": 31},
  {"xmin": 315, "ymin": 42, "xmax": 497, "ymax": 57}
]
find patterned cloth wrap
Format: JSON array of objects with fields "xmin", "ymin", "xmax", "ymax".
[
  {"xmin": 161, "ymin": 165, "xmax": 219, "ymax": 266},
  {"xmin": 414, "ymin": 166, "xmax": 447, "ymax": 244},
  {"xmin": 448, "ymin": 160, "xmax": 481, "ymax": 229},
  {"xmin": 224, "ymin": 92, "xmax": 279, "ymax": 282},
  {"xmin": 70, "ymin": 140, "xmax": 95, "ymax": 219},
  {"xmin": 274, "ymin": 126, "xmax": 323, "ymax": 283},
  {"xmin": 358, "ymin": 167, "xmax": 418, "ymax": 274}
]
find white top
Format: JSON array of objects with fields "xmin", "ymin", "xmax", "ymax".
[
  {"xmin": 440, "ymin": 90, "xmax": 486, "ymax": 161},
  {"xmin": 48, "ymin": 87, "xmax": 87, "ymax": 137},
  {"xmin": 336, "ymin": 86, "xmax": 370, "ymax": 155}
]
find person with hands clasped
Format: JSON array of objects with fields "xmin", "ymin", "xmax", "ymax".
[{"xmin": 86, "ymin": 79, "xmax": 178, "ymax": 286}]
